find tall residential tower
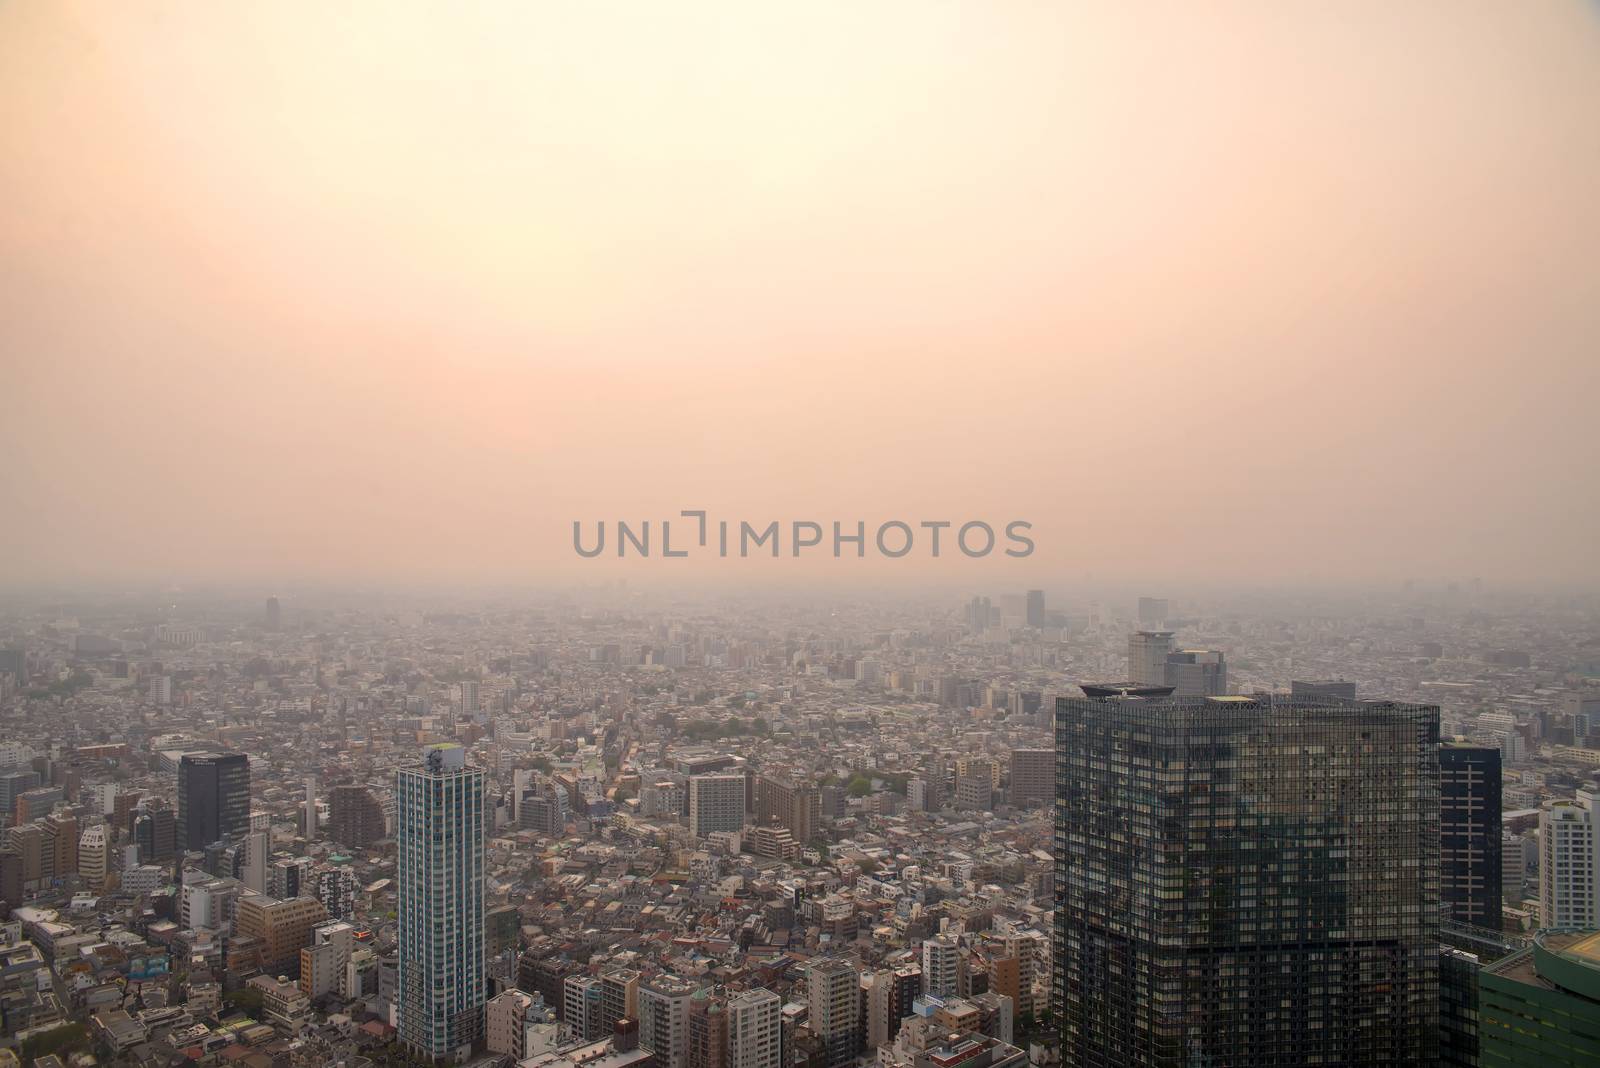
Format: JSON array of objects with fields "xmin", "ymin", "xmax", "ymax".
[{"xmin": 397, "ymin": 743, "xmax": 487, "ymax": 1060}]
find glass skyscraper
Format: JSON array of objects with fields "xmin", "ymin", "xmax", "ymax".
[
  {"xmin": 398, "ymin": 742, "xmax": 486, "ymax": 1060},
  {"xmin": 1055, "ymin": 691, "xmax": 1441, "ymax": 1066},
  {"xmin": 176, "ymin": 751, "xmax": 250, "ymax": 853}
]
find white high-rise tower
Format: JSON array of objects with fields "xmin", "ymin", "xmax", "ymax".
[
  {"xmin": 727, "ymin": 988, "xmax": 782, "ymax": 1068},
  {"xmin": 1127, "ymin": 630, "xmax": 1174, "ymax": 687},
  {"xmin": 1540, "ymin": 787, "xmax": 1600, "ymax": 930}
]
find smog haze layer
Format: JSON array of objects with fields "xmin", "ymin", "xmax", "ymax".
[{"xmin": 3, "ymin": 1, "xmax": 1598, "ymax": 591}]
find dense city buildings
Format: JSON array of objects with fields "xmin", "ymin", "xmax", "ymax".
[
  {"xmin": 0, "ymin": 583, "xmax": 1595, "ymax": 1065},
  {"xmin": 1, "ymin": 4, "xmax": 1592, "ymax": 1062},
  {"xmin": 397, "ymin": 743, "xmax": 487, "ymax": 1059},
  {"xmin": 1055, "ymin": 691, "xmax": 1443, "ymax": 1066}
]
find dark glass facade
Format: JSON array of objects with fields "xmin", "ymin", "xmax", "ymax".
[
  {"xmin": 1055, "ymin": 692, "xmax": 1441, "ymax": 1067},
  {"xmin": 1439, "ymin": 922, "xmax": 1526, "ymax": 1067},
  {"xmin": 1440, "ymin": 744, "xmax": 1503, "ymax": 928},
  {"xmin": 134, "ymin": 805, "xmax": 176, "ymax": 862},
  {"xmin": 176, "ymin": 752, "xmax": 251, "ymax": 853}
]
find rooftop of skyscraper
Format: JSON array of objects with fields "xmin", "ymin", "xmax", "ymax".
[{"xmin": 1485, "ymin": 930, "xmax": 1600, "ymax": 1004}]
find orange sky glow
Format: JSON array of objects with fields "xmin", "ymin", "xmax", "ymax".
[{"xmin": 3, "ymin": 2, "xmax": 1598, "ymax": 590}]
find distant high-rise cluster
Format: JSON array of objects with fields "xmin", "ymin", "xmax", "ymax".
[
  {"xmin": 4, "ymin": 580, "xmax": 1592, "ymax": 1065},
  {"xmin": 1162, "ymin": 648, "xmax": 1226, "ymax": 697},
  {"xmin": 1126, "ymin": 631, "xmax": 1228, "ymax": 696},
  {"xmin": 1126, "ymin": 630, "xmax": 1173, "ymax": 688}
]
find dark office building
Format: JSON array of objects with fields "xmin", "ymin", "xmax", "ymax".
[
  {"xmin": 1440, "ymin": 945, "xmax": 1482, "ymax": 1068},
  {"xmin": 1440, "ymin": 744, "xmax": 1503, "ymax": 928},
  {"xmin": 1438, "ymin": 922, "xmax": 1524, "ymax": 1068},
  {"xmin": 0, "ymin": 769, "xmax": 40, "ymax": 822},
  {"xmin": 329, "ymin": 784, "xmax": 387, "ymax": 848},
  {"xmin": 1026, "ymin": 589, "xmax": 1046, "ymax": 628},
  {"xmin": 0, "ymin": 847, "xmax": 23, "ymax": 904},
  {"xmin": 1055, "ymin": 691, "xmax": 1441, "ymax": 1067},
  {"xmin": 1291, "ymin": 679, "xmax": 1358, "ymax": 700},
  {"xmin": 134, "ymin": 805, "xmax": 177, "ymax": 863},
  {"xmin": 887, "ymin": 964, "xmax": 922, "ymax": 1041},
  {"xmin": 1008, "ymin": 748, "xmax": 1054, "ymax": 808},
  {"xmin": 176, "ymin": 752, "xmax": 250, "ymax": 852}
]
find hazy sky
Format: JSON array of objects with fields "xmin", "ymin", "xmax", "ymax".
[{"xmin": 3, "ymin": 2, "xmax": 1597, "ymax": 591}]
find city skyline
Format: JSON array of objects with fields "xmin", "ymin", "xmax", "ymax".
[
  {"xmin": 1, "ymin": 580, "xmax": 1597, "ymax": 1063},
  {"xmin": 2, "ymin": 3, "xmax": 1599, "ymax": 1064}
]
